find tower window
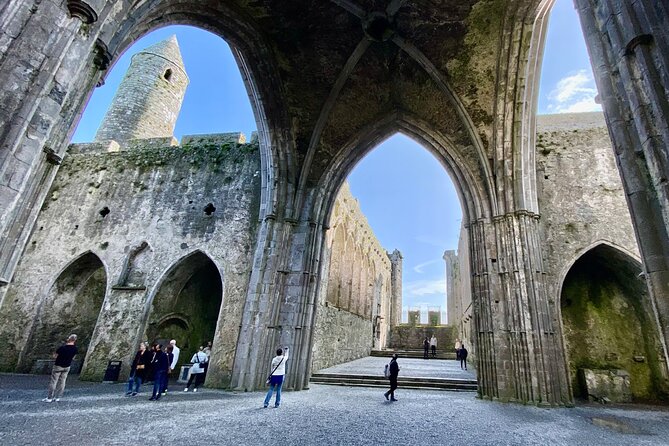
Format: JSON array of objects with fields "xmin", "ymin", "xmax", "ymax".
[{"xmin": 163, "ymin": 69, "xmax": 172, "ymax": 81}]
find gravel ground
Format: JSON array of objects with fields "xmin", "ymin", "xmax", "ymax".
[{"xmin": 1, "ymin": 373, "xmax": 668, "ymax": 446}]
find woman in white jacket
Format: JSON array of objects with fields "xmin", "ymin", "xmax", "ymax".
[
  {"xmin": 184, "ymin": 346, "xmax": 208, "ymax": 392},
  {"xmin": 263, "ymin": 346, "xmax": 289, "ymax": 408}
]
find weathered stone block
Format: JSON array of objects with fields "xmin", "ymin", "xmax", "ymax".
[
  {"xmin": 579, "ymin": 368, "xmax": 632, "ymax": 403},
  {"xmin": 181, "ymin": 132, "xmax": 246, "ymax": 146}
]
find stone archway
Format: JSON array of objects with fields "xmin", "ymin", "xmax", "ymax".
[
  {"xmin": 560, "ymin": 243, "xmax": 669, "ymax": 402},
  {"xmin": 145, "ymin": 251, "xmax": 223, "ymax": 371},
  {"xmin": 19, "ymin": 252, "xmax": 107, "ymax": 374}
]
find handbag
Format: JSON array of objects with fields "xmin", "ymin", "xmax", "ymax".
[{"xmin": 265, "ymin": 357, "xmax": 284, "ymax": 385}]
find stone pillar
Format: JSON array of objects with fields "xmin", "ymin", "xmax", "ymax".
[
  {"xmin": 388, "ymin": 249, "xmax": 402, "ymax": 327},
  {"xmin": 80, "ymin": 287, "xmax": 146, "ymax": 380},
  {"xmin": 443, "ymin": 249, "xmax": 458, "ymax": 327},
  {"xmin": 574, "ymin": 0, "xmax": 669, "ymax": 371},
  {"xmin": 0, "ymin": 2, "xmax": 110, "ymax": 298},
  {"xmin": 471, "ymin": 214, "xmax": 571, "ymax": 406}
]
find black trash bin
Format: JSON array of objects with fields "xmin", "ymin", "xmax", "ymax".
[{"xmin": 103, "ymin": 360, "xmax": 122, "ymax": 383}]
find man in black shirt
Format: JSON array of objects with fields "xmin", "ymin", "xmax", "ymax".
[{"xmin": 43, "ymin": 334, "xmax": 78, "ymax": 403}]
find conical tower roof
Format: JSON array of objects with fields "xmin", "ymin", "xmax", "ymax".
[{"xmin": 136, "ymin": 34, "xmax": 185, "ymax": 71}]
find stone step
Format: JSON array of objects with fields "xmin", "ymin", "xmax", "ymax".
[
  {"xmin": 310, "ymin": 372, "xmax": 477, "ymax": 392},
  {"xmin": 371, "ymin": 349, "xmax": 457, "ymax": 360}
]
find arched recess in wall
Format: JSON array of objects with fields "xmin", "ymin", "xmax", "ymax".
[
  {"xmin": 560, "ymin": 243, "xmax": 668, "ymax": 401},
  {"xmin": 144, "ymin": 251, "xmax": 222, "ymax": 370},
  {"xmin": 20, "ymin": 252, "xmax": 107, "ymax": 374}
]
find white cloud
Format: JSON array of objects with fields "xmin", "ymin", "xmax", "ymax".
[
  {"xmin": 546, "ymin": 70, "xmax": 602, "ymax": 114},
  {"xmin": 413, "ymin": 258, "xmax": 442, "ymax": 274},
  {"xmin": 404, "ymin": 279, "xmax": 446, "ymax": 296}
]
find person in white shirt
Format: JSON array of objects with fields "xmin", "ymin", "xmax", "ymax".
[
  {"xmin": 263, "ymin": 346, "xmax": 289, "ymax": 408},
  {"xmin": 430, "ymin": 335, "xmax": 437, "ymax": 358},
  {"xmin": 184, "ymin": 346, "xmax": 208, "ymax": 392}
]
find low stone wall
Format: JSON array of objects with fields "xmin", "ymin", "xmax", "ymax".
[
  {"xmin": 388, "ymin": 325, "xmax": 456, "ymax": 352},
  {"xmin": 311, "ymin": 304, "xmax": 373, "ymax": 372}
]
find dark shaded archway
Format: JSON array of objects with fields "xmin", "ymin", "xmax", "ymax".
[
  {"xmin": 20, "ymin": 252, "xmax": 107, "ymax": 374},
  {"xmin": 145, "ymin": 251, "xmax": 222, "ymax": 369},
  {"xmin": 560, "ymin": 243, "xmax": 668, "ymax": 402}
]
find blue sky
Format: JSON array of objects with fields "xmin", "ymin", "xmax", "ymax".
[{"xmin": 72, "ymin": 0, "xmax": 599, "ymax": 322}]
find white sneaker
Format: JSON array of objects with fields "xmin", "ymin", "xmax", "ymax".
[
  {"xmin": 193, "ymin": 388, "xmax": 197, "ymax": 393},
  {"xmin": 42, "ymin": 398, "xmax": 52, "ymax": 403},
  {"xmin": 184, "ymin": 388, "xmax": 188, "ymax": 392}
]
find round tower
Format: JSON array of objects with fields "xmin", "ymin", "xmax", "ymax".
[{"xmin": 94, "ymin": 35, "xmax": 189, "ymax": 143}]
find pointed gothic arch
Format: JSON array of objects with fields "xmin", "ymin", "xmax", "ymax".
[
  {"xmin": 559, "ymin": 243, "xmax": 668, "ymax": 401},
  {"xmin": 19, "ymin": 251, "xmax": 107, "ymax": 374}
]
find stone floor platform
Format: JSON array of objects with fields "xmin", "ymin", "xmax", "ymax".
[
  {"xmin": 317, "ymin": 355, "xmax": 476, "ymax": 380},
  {"xmin": 1, "ymin": 373, "xmax": 669, "ymax": 445}
]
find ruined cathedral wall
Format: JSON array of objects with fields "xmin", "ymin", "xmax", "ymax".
[
  {"xmin": 0, "ymin": 139, "xmax": 261, "ymax": 387},
  {"xmin": 311, "ymin": 183, "xmax": 393, "ymax": 372},
  {"xmin": 536, "ymin": 112, "xmax": 639, "ymax": 301}
]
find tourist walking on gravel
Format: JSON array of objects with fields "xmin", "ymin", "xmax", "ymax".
[
  {"xmin": 460, "ymin": 344, "xmax": 468, "ymax": 370},
  {"xmin": 384, "ymin": 353, "xmax": 400, "ymax": 402},
  {"xmin": 149, "ymin": 344, "xmax": 169, "ymax": 401},
  {"xmin": 430, "ymin": 335, "xmax": 437, "ymax": 358},
  {"xmin": 43, "ymin": 334, "xmax": 78, "ymax": 403},
  {"xmin": 423, "ymin": 337, "xmax": 430, "ymax": 359},
  {"xmin": 126, "ymin": 342, "xmax": 149, "ymax": 396},
  {"xmin": 264, "ymin": 346, "xmax": 289, "ymax": 408},
  {"xmin": 184, "ymin": 346, "xmax": 208, "ymax": 392}
]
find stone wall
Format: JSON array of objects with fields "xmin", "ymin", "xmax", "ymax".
[
  {"xmin": 311, "ymin": 183, "xmax": 394, "ymax": 371},
  {"xmin": 388, "ymin": 325, "xmax": 456, "ymax": 352},
  {"xmin": 0, "ymin": 137, "xmax": 261, "ymax": 387}
]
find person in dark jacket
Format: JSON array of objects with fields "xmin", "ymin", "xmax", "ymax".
[
  {"xmin": 384, "ymin": 354, "xmax": 400, "ymax": 402},
  {"xmin": 160, "ymin": 345, "xmax": 175, "ymax": 395},
  {"xmin": 460, "ymin": 344, "xmax": 468, "ymax": 370},
  {"xmin": 423, "ymin": 337, "xmax": 429, "ymax": 359},
  {"xmin": 149, "ymin": 344, "xmax": 169, "ymax": 400},
  {"xmin": 126, "ymin": 342, "xmax": 149, "ymax": 396}
]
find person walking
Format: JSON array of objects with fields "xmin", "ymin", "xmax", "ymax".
[
  {"xmin": 184, "ymin": 346, "xmax": 208, "ymax": 392},
  {"xmin": 126, "ymin": 342, "xmax": 149, "ymax": 396},
  {"xmin": 164, "ymin": 339, "xmax": 180, "ymax": 393},
  {"xmin": 149, "ymin": 344, "xmax": 169, "ymax": 401},
  {"xmin": 263, "ymin": 346, "xmax": 289, "ymax": 408},
  {"xmin": 383, "ymin": 353, "xmax": 400, "ymax": 402},
  {"xmin": 455, "ymin": 338, "xmax": 462, "ymax": 361},
  {"xmin": 430, "ymin": 335, "xmax": 437, "ymax": 358},
  {"xmin": 423, "ymin": 337, "xmax": 430, "ymax": 359},
  {"xmin": 43, "ymin": 334, "xmax": 78, "ymax": 403},
  {"xmin": 161, "ymin": 345, "xmax": 174, "ymax": 395},
  {"xmin": 460, "ymin": 344, "xmax": 468, "ymax": 370}
]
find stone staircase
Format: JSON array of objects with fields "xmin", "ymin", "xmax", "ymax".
[
  {"xmin": 370, "ymin": 349, "xmax": 457, "ymax": 360},
  {"xmin": 309, "ymin": 371, "xmax": 477, "ymax": 392}
]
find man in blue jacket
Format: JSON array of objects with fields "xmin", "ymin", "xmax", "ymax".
[{"xmin": 149, "ymin": 344, "xmax": 169, "ymax": 401}]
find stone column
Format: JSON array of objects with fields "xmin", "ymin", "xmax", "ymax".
[
  {"xmin": 443, "ymin": 249, "xmax": 458, "ymax": 327},
  {"xmin": 388, "ymin": 249, "xmax": 403, "ymax": 327},
  {"xmin": 471, "ymin": 214, "xmax": 571, "ymax": 405},
  {"xmin": 574, "ymin": 0, "xmax": 669, "ymax": 370},
  {"xmin": 0, "ymin": 2, "xmax": 110, "ymax": 295}
]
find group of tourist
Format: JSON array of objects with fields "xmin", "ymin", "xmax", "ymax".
[
  {"xmin": 124, "ymin": 339, "xmax": 213, "ymax": 400},
  {"xmin": 422, "ymin": 335, "xmax": 438, "ymax": 358}
]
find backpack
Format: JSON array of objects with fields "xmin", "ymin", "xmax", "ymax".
[{"xmin": 383, "ymin": 363, "xmax": 390, "ymax": 378}]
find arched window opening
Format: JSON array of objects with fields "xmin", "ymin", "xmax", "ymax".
[
  {"xmin": 163, "ymin": 68, "xmax": 173, "ymax": 82},
  {"xmin": 21, "ymin": 252, "xmax": 107, "ymax": 375},
  {"xmin": 311, "ymin": 133, "xmax": 471, "ymax": 385}
]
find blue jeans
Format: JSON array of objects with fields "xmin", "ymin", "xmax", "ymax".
[
  {"xmin": 126, "ymin": 374, "xmax": 142, "ymax": 393},
  {"xmin": 152, "ymin": 371, "xmax": 166, "ymax": 398},
  {"xmin": 264, "ymin": 375, "xmax": 284, "ymax": 407}
]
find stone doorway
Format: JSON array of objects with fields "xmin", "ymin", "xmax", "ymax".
[
  {"xmin": 144, "ymin": 251, "xmax": 222, "ymax": 371},
  {"xmin": 19, "ymin": 252, "xmax": 107, "ymax": 374},
  {"xmin": 560, "ymin": 244, "xmax": 669, "ymax": 402}
]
